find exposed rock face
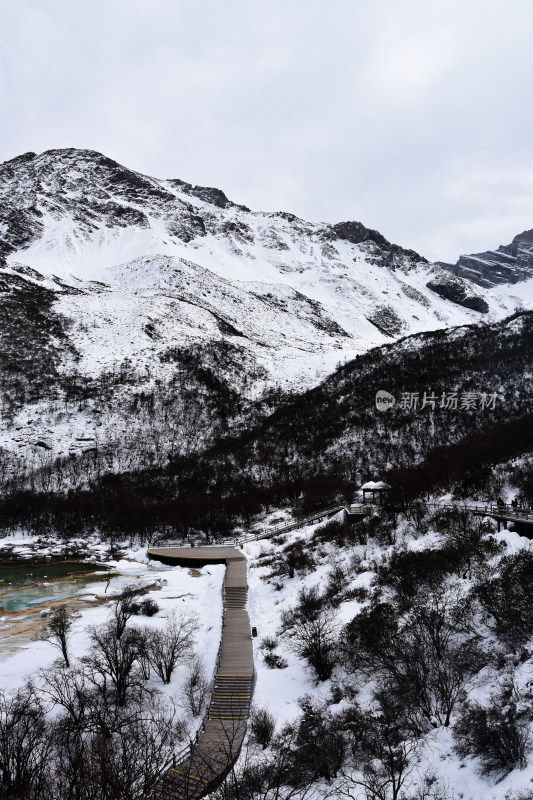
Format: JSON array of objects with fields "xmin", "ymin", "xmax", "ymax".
[
  {"xmin": 366, "ymin": 305, "xmax": 406, "ymax": 336},
  {"xmin": 322, "ymin": 221, "xmax": 427, "ymax": 271},
  {"xmin": 167, "ymin": 178, "xmax": 251, "ymax": 211},
  {"xmin": 442, "ymin": 229, "xmax": 533, "ymax": 288},
  {"xmin": 0, "ymin": 147, "xmax": 519, "ymax": 416},
  {"xmin": 0, "ymin": 148, "xmax": 204, "ymax": 259},
  {"xmin": 426, "ymin": 278, "xmax": 489, "ymax": 313}
]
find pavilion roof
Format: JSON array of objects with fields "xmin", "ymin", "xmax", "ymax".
[{"xmin": 360, "ymin": 480, "xmax": 392, "ymax": 490}]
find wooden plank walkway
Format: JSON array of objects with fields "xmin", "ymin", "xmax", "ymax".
[
  {"xmin": 222, "ymin": 504, "xmax": 344, "ymax": 546},
  {"xmin": 150, "ymin": 506, "xmax": 345, "ymax": 554},
  {"xmin": 147, "ymin": 546, "xmax": 253, "ymax": 800},
  {"xmin": 417, "ymin": 502, "xmax": 533, "ymax": 529}
]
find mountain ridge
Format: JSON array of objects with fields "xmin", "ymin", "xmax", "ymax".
[{"xmin": 0, "ymin": 147, "xmax": 531, "ymax": 465}]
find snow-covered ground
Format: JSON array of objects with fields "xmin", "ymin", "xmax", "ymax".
[
  {"xmin": 242, "ymin": 512, "xmax": 533, "ymax": 800},
  {"xmin": 3, "ymin": 510, "xmax": 533, "ymax": 799},
  {"xmin": 0, "ymin": 536, "xmax": 224, "ymax": 738}
]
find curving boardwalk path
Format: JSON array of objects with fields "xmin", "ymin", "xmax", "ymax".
[
  {"xmin": 145, "ymin": 499, "xmax": 533, "ymax": 798},
  {"xmin": 147, "ymin": 546, "xmax": 253, "ymax": 800}
]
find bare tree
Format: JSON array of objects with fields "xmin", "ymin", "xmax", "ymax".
[
  {"xmin": 453, "ymin": 674, "xmax": 531, "ymax": 779},
  {"xmin": 131, "ymin": 626, "xmax": 152, "ymax": 680},
  {"xmin": 40, "ymin": 604, "xmax": 80, "ymax": 667},
  {"xmin": 0, "ymin": 683, "xmax": 52, "ymax": 799},
  {"xmin": 109, "ymin": 585, "xmax": 140, "ymax": 639},
  {"xmin": 339, "ymin": 692, "xmax": 421, "ymax": 800},
  {"xmin": 39, "ymin": 664, "xmax": 92, "ymax": 727},
  {"xmin": 211, "ymin": 722, "xmax": 316, "ymax": 800},
  {"xmin": 284, "ymin": 608, "xmax": 338, "ymax": 682},
  {"xmin": 84, "ymin": 622, "xmax": 142, "ymax": 706},
  {"xmin": 148, "ymin": 610, "xmax": 197, "ymax": 684},
  {"xmin": 183, "ymin": 656, "xmax": 210, "ymax": 716},
  {"xmin": 44, "ymin": 684, "xmax": 184, "ymax": 800},
  {"xmin": 344, "ymin": 588, "xmax": 484, "ymax": 731}
]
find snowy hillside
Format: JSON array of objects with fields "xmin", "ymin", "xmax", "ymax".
[
  {"xmin": 2, "ymin": 309, "xmax": 530, "ymax": 541},
  {"xmin": 240, "ymin": 500, "xmax": 533, "ymax": 800},
  {"xmin": 0, "ymin": 148, "xmax": 531, "ymax": 466},
  {"xmin": 1, "ymin": 149, "xmax": 527, "ymax": 361},
  {"xmin": 5, "ymin": 498, "xmax": 533, "ymax": 800}
]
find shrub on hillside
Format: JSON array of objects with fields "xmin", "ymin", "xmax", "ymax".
[
  {"xmin": 283, "ymin": 608, "xmax": 338, "ymax": 682},
  {"xmin": 477, "ymin": 550, "xmax": 533, "ymax": 648},
  {"xmin": 130, "ymin": 597, "xmax": 160, "ymax": 617},
  {"xmin": 453, "ymin": 680, "xmax": 531, "ymax": 778},
  {"xmin": 250, "ymin": 706, "xmax": 276, "ymax": 749},
  {"xmin": 263, "ymin": 652, "xmax": 288, "ymax": 669},
  {"xmin": 279, "ymin": 540, "xmax": 316, "ymax": 578},
  {"xmin": 313, "ymin": 517, "xmax": 351, "ymax": 547},
  {"xmin": 344, "ymin": 590, "xmax": 485, "ymax": 731},
  {"xmin": 290, "ymin": 697, "xmax": 345, "ymax": 782},
  {"xmin": 377, "ymin": 547, "xmax": 458, "ymax": 607}
]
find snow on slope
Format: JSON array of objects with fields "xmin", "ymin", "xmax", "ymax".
[
  {"xmin": 0, "ymin": 149, "xmax": 530, "ymax": 462},
  {"xmin": 241, "ymin": 512, "xmax": 533, "ymax": 800},
  {"xmin": 3, "ymin": 509, "xmax": 533, "ymax": 798},
  {"xmin": 0, "ymin": 148, "xmax": 522, "ymax": 359},
  {"xmin": 0, "ymin": 535, "xmax": 224, "ymax": 743}
]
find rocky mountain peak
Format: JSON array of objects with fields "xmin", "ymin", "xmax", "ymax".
[
  {"xmin": 513, "ymin": 228, "xmax": 533, "ymax": 244},
  {"xmin": 442, "ymin": 229, "xmax": 533, "ymax": 288},
  {"xmin": 0, "ymin": 147, "xmax": 530, "ymax": 468},
  {"xmin": 0, "ymin": 146, "xmax": 526, "ymax": 388},
  {"xmin": 0, "ymin": 147, "xmax": 432, "ymax": 278}
]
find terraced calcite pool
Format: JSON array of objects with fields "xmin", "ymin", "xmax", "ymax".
[{"xmin": 0, "ymin": 560, "xmax": 109, "ymax": 612}]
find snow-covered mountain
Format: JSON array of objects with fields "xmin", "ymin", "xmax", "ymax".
[
  {"xmin": 441, "ymin": 228, "xmax": 533, "ymax": 288},
  {"xmin": 0, "ymin": 149, "xmax": 528, "ymax": 380},
  {"xmin": 2, "ymin": 151, "xmax": 533, "ymax": 800},
  {"xmin": 0, "ymin": 148, "xmax": 530, "ymax": 463}
]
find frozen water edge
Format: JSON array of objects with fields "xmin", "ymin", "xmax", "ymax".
[{"xmin": 0, "ymin": 537, "xmax": 224, "ymax": 738}]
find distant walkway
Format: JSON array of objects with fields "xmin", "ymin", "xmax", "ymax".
[
  {"xmin": 147, "ymin": 546, "xmax": 253, "ymax": 800},
  {"xmin": 222, "ymin": 504, "xmax": 344, "ymax": 546},
  {"xmin": 223, "ymin": 500, "xmax": 533, "ymax": 546},
  {"xmin": 466, "ymin": 503, "xmax": 533, "ymax": 528},
  {"xmin": 411, "ymin": 502, "xmax": 533, "ymax": 530},
  {"xmin": 345, "ymin": 500, "xmax": 533, "ymax": 531}
]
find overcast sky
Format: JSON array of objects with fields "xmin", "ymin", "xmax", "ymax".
[{"xmin": 2, "ymin": 0, "xmax": 533, "ymax": 262}]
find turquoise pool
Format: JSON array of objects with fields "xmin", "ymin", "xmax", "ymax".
[{"xmin": 0, "ymin": 561, "xmax": 108, "ymax": 612}]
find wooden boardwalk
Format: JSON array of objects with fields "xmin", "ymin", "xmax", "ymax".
[
  {"xmin": 222, "ymin": 504, "xmax": 344, "ymax": 546},
  {"xmin": 143, "ymin": 500, "xmax": 533, "ymax": 797},
  {"xmin": 469, "ymin": 504, "xmax": 533, "ymax": 529},
  {"xmin": 147, "ymin": 546, "xmax": 253, "ymax": 800}
]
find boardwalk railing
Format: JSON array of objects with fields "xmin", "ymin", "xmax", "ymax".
[
  {"xmin": 150, "ymin": 504, "xmax": 345, "ymax": 551},
  {"xmin": 346, "ymin": 504, "xmax": 376, "ymax": 515},
  {"xmin": 226, "ymin": 501, "xmax": 533, "ymax": 542},
  {"xmin": 221, "ymin": 504, "xmax": 344, "ymax": 546},
  {"xmin": 149, "ymin": 501, "xmax": 533, "ymax": 553},
  {"xmin": 419, "ymin": 502, "xmax": 532, "ymax": 522}
]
